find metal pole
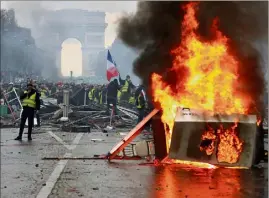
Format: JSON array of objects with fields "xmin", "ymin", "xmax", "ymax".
[
  {"xmin": 84, "ymin": 88, "xmax": 87, "ymax": 106},
  {"xmin": 13, "ymin": 87, "xmax": 22, "ymax": 109},
  {"xmin": 63, "ymin": 90, "xmax": 69, "ymax": 118}
]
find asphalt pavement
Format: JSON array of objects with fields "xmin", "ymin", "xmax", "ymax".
[{"xmin": 1, "ymin": 127, "xmax": 268, "ymax": 198}]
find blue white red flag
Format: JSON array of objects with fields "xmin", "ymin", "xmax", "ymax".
[{"xmin": 107, "ymin": 50, "xmax": 119, "ymax": 81}]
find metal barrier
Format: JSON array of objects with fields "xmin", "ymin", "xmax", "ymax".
[{"xmin": 2, "ymin": 88, "xmax": 22, "ymax": 122}]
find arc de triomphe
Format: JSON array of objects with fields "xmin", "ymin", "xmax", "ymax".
[{"xmin": 36, "ymin": 9, "xmax": 107, "ymax": 76}]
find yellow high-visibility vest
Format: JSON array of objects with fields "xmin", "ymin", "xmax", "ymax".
[
  {"xmin": 117, "ymin": 90, "xmax": 121, "ymax": 102},
  {"xmin": 40, "ymin": 89, "xmax": 47, "ymax": 98},
  {"xmin": 94, "ymin": 90, "xmax": 99, "ymax": 102},
  {"xmin": 99, "ymin": 92, "xmax": 103, "ymax": 104},
  {"xmin": 121, "ymin": 80, "xmax": 129, "ymax": 93},
  {"xmin": 136, "ymin": 94, "xmax": 143, "ymax": 109},
  {"xmin": 22, "ymin": 91, "xmax": 36, "ymax": 109},
  {"xmin": 88, "ymin": 88, "xmax": 95, "ymax": 100},
  {"xmin": 129, "ymin": 96, "xmax": 135, "ymax": 105}
]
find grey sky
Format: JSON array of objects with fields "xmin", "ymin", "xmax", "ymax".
[{"xmin": 1, "ymin": 1, "xmax": 138, "ymax": 47}]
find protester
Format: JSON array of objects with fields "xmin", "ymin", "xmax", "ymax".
[
  {"xmin": 119, "ymin": 75, "xmax": 135, "ymax": 102},
  {"xmin": 14, "ymin": 83, "xmax": 40, "ymax": 141},
  {"xmin": 106, "ymin": 79, "xmax": 120, "ymax": 115}
]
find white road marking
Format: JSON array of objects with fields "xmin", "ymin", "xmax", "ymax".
[
  {"xmin": 36, "ymin": 153, "xmax": 71, "ymax": 198},
  {"xmin": 36, "ymin": 132, "xmax": 84, "ymax": 198},
  {"xmin": 69, "ymin": 133, "xmax": 84, "ymax": 150},
  {"xmin": 47, "ymin": 131, "xmax": 71, "ymax": 150}
]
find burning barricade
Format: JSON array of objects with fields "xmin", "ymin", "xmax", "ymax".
[
  {"xmin": 110, "ymin": 2, "xmax": 266, "ymax": 168},
  {"xmin": 168, "ymin": 108, "xmax": 259, "ymax": 168},
  {"xmin": 149, "ymin": 3, "xmax": 265, "ymax": 168}
]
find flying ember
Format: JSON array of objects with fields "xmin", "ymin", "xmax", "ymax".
[{"xmin": 150, "ymin": 2, "xmax": 251, "ymax": 152}]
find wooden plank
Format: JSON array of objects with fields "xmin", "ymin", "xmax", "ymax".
[{"xmin": 107, "ymin": 108, "xmax": 159, "ymax": 160}]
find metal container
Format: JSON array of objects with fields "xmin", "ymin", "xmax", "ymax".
[{"xmin": 169, "ymin": 108, "xmax": 259, "ymax": 168}]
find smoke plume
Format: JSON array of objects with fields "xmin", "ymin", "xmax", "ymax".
[
  {"xmin": 117, "ymin": 1, "xmax": 268, "ymax": 113},
  {"xmin": 3, "ymin": 2, "xmax": 60, "ymax": 80},
  {"xmin": 4, "ymin": 1, "xmax": 47, "ymax": 38}
]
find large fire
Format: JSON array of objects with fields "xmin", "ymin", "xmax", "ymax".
[
  {"xmin": 199, "ymin": 123, "xmax": 244, "ymax": 164},
  {"xmin": 150, "ymin": 2, "xmax": 251, "ymax": 164},
  {"xmin": 199, "ymin": 125, "xmax": 217, "ymax": 156},
  {"xmin": 216, "ymin": 123, "xmax": 244, "ymax": 163}
]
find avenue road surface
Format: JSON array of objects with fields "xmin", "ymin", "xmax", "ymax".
[{"xmin": 1, "ymin": 127, "xmax": 268, "ymax": 198}]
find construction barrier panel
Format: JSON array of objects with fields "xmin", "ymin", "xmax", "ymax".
[{"xmin": 169, "ymin": 108, "xmax": 259, "ymax": 168}]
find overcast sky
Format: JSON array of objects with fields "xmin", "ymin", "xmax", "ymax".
[{"xmin": 1, "ymin": 1, "xmax": 138, "ymax": 47}]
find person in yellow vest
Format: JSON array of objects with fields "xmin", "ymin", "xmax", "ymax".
[
  {"xmin": 40, "ymin": 85, "xmax": 49, "ymax": 99},
  {"xmin": 128, "ymin": 93, "xmax": 136, "ymax": 105},
  {"xmin": 15, "ymin": 83, "xmax": 40, "ymax": 141},
  {"xmin": 88, "ymin": 86, "xmax": 95, "ymax": 102},
  {"xmin": 94, "ymin": 86, "xmax": 100, "ymax": 103},
  {"xmin": 135, "ymin": 84, "xmax": 147, "ymax": 124},
  {"xmin": 119, "ymin": 75, "xmax": 135, "ymax": 102}
]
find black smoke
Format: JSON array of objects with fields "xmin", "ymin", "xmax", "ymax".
[{"xmin": 117, "ymin": 1, "xmax": 268, "ymax": 114}]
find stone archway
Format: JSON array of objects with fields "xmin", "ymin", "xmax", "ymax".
[
  {"xmin": 36, "ymin": 9, "xmax": 107, "ymax": 77},
  {"xmin": 61, "ymin": 38, "xmax": 82, "ymax": 77}
]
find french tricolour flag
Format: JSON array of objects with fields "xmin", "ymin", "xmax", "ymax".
[{"xmin": 107, "ymin": 50, "xmax": 119, "ymax": 81}]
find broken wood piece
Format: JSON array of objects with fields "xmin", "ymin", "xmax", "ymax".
[{"xmin": 107, "ymin": 108, "xmax": 159, "ymax": 160}]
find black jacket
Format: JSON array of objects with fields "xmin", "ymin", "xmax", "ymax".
[
  {"xmin": 107, "ymin": 80, "xmax": 120, "ymax": 100},
  {"xmin": 101, "ymin": 87, "xmax": 107, "ymax": 103},
  {"xmin": 20, "ymin": 89, "xmax": 40, "ymax": 110}
]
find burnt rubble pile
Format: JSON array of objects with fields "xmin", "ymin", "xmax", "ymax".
[{"xmin": 0, "ymin": 97, "xmax": 140, "ymax": 131}]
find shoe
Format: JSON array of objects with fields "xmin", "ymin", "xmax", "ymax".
[
  {"xmin": 28, "ymin": 137, "xmax": 32, "ymax": 141},
  {"xmin": 14, "ymin": 136, "xmax": 22, "ymax": 140}
]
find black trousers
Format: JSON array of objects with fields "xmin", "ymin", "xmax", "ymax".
[
  {"xmin": 107, "ymin": 98, "xmax": 117, "ymax": 114},
  {"xmin": 137, "ymin": 108, "xmax": 145, "ymax": 124},
  {"xmin": 36, "ymin": 112, "xmax": 40, "ymax": 126},
  {"xmin": 19, "ymin": 107, "xmax": 35, "ymax": 138},
  {"xmin": 137, "ymin": 108, "xmax": 151, "ymax": 130}
]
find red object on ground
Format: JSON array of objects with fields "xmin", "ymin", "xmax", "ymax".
[{"xmin": 107, "ymin": 108, "xmax": 160, "ymax": 160}]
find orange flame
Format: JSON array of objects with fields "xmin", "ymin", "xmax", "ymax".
[
  {"xmin": 199, "ymin": 123, "xmax": 244, "ymax": 164},
  {"xmin": 200, "ymin": 126, "xmax": 217, "ymax": 155},
  {"xmin": 151, "ymin": 3, "xmax": 251, "ymax": 151},
  {"xmin": 162, "ymin": 157, "xmax": 217, "ymax": 169},
  {"xmin": 217, "ymin": 123, "xmax": 244, "ymax": 163},
  {"xmin": 257, "ymin": 118, "xmax": 262, "ymax": 126}
]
